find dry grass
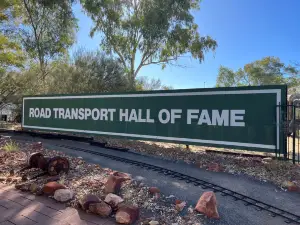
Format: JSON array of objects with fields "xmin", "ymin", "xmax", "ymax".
[{"xmin": 2, "ymin": 140, "xmax": 19, "ymax": 152}]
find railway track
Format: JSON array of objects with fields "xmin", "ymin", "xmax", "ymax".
[
  {"xmin": 2, "ymin": 130, "xmax": 300, "ymax": 224},
  {"xmin": 53, "ymin": 143, "xmax": 300, "ymax": 224}
]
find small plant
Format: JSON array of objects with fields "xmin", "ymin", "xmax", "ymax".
[
  {"xmin": 58, "ymin": 173, "xmax": 66, "ymax": 185},
  {"xmin": 2, "ymin": 140, "xmax": 19, "ymax": 152}
]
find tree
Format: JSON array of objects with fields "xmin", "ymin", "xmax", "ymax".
[
  {"xmin": 81, "ymin": 0, "xmax": 217, "ymax": 89},
  {"xmin": 0, "ymin": 71, "xmax": 28, "ymax": 109},
  {"xmin": 0, "ymin": 0, "xmax": 25, "ymax": 72},
  {"xmin": 19, "ymin": 0, "xmax": 78, "ymax": 83},
  {"xmin": 216, "ymin": 57, "xmax": 299, "ymax": 88},
  {"xmin": 136, "ymin": 76, "xmax": 172, "ymax": 90},
  {"xmin": 0, "ymin": 35, "xmax": 25, "ymax": 73},
  {"xmin": 47, "ymin": 49, "xmax": 129, "ymax": 94}
]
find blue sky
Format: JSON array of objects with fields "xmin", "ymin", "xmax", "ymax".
[{"xmin": 71, "ymin": 0, "xmax": 300, "ymax": 89}]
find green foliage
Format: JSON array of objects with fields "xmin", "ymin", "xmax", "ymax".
[
  {"xmin": 0, "ymin": 70, "xmax": 28, "ymax": 107},
  {"xmin": 0, "ymin": 0, "xmax": 22, "ymax": 23},
  {"xmin": 80, "ymin": 0, "xmax": 217, "ymax": 88},
  {"xmin": 2, "ymin": 140, "xmax": 19, "ymax": 152},
  {"xmin": 47, "ymin": 49, "xmax": 129, "ymax": 94},
  {"xmin": 0, "ymin": 0, "xmax": 26, "ymax": 72},
  {"xmin": 0, "ymin": 35, "xmax": 25, "ymax": 72},
  {"xmin": 20, "ymin": 0, "xmax": 78, "ymax": 78},
  {"xmin": 136, "ymin": 76, "xmax": 173, "ymax": 91},
  {"xmin": 216, "ymin": 57, "xmax": 299, "ymax": 88},
  {"xmin": 19, "ymin": 49, "xmax": 130, "ymax": 96}
]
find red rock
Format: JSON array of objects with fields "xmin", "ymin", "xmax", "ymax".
[
  {"xmin": 113, "ymin": 172, "xmax": 131, "ymax": 180},
  {"xmin": 283, "ymin": 181, "xmax": 300, "ymax": 192},
  {"xmin": 154, "ymin": 193, "xmax": 160, "ymax": 200},
  {"xmin": 79, "ymin": 194, "xmax": 101, "ymax": 210},
  {"xmin": 42, "ymin": 182, "xmax": 66, "ymax": 195},
  {"xmin": 149, "ymin": 187, "xmax": 160, "ymax": 194},
  {"xmin": 175, "ymin": 201, "xmax": 186, "ymax": 212},
  {"xmin": 195, "ymin": 191, "xmax": 219, "ymax": 219},
  {"xmin": 105, "ymin": 175, "xmax": 126, "ymax": 193},
  {"xmin": 89, "ymin": 201, "xmax": 112, "ymax": 217},
  {"xmin": 207, "ymin": 163, "xmax": 223, "ymax": 172},
  {"xmin": 286, "ymin": 182, "xmax": 299, "ymax": 192},
  {"xmin": 175, "ymin": 199, "xmax": 182, "ymax": 204},
  {"xmin": 288, "ymin": 185, "xmax": 299, "ymax": 192},
  {"xmin": 104, "ymin": 193, "xmax": 124, "ymax": 209},
  {"xmin": 116, "ymin": 205, "xmax": 139, "ymax": 224}
]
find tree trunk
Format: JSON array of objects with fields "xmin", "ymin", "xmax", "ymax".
[
  {"xmin": 128, "ymin": 70, "xmax": 136, "ymax": 91},
  {"xmin": 40, "ymin": 63, "xmax": 47, "ymax": 94}
]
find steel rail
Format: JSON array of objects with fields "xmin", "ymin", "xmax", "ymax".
[{"xmin": 53, "ymin": 143, "xmax": 300, "ymax": 224}]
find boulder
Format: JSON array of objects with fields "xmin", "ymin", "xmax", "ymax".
[
  {"xmin": 104, "ymin": 193, "xmax": 124, "ymax": 209},
  {"xmin": 195, "ymin": 191, "xmax": 219, "ymax": 219},
  {"xmin": 113, "ymin": 171, "xmax": 131, "ymax": 180},
  {"xmin": 42, "ymin": 182, "xmax": 66, "ymax": 195},
  {"xmin": 154, "ymin": 193, "xmax": 160, "ymax": 200},
  {"xmin": 175, "ymin": 201, "xmax": 186, "ymax": 212},
  {"xmin": 116, "ymin": 205, "xmax": 139, "ymax": 224},
  {"xmin": 79, "ymin": 194, "xmax": 101, "ymax": 211},
  {"xmin": 262, "ymin": 157, "xmax": 272, "ymax": 162},
  {"xmin": 149, "ymin": 221, "xmax": 159, "ymax": 225},
  {"xmin": 149, "ymin": 187, "xmax": 160, "ymax": 194},
  {"xmin": 54, "ymin": 189, "xmax": 74, "ymax": 202},
  {"xmin": 207, "ymin": 163, "xmax": 223, "ymax": 172},
  {"xmin": 89, "ymin": 201, "xmax": 112, "ymax": 217},
  {"xmin": 105, "ymin": 175, "xmax": 126, "ymax": 193},
  {"xmin": 283, "ymin": 181, "xmax": 299, "ymax": 192},
  {"xmin": 175, "ymin": 199, "xmax": 182, "ymax": 204}
]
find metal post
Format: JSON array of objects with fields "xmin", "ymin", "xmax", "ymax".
[{"xmin": 293, "ymin": 105, "xmax": 296, "ymax": 164}]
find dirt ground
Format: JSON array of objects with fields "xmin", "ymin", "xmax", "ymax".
[
  {"xmin": 0, "ymin": 137, "xmax": 204, "ymax": 225},
  {"xmin": 2, "ymin": 122, "xmax": 300, "ymax": 191}
]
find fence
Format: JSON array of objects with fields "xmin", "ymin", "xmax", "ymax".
[{"xmin": 281, "ymin": 102, "xmax": 300, "ymax": 164}]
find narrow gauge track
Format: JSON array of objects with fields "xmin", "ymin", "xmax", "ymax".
[
  {"xmin": 2, "ymin": 130, "xmax": 300, "ymax": 224},
  {"xmin": 54, "ymin": 143, "xmax": 300, "ymax": 224}
]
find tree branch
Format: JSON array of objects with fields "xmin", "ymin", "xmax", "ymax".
[{"xmin": 142, "ymin": 57, "xmax": 178, "ymax": 66}]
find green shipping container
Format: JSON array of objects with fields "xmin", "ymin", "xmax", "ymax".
[{"xmin": 22, "ymin": 85, "xmax": 287, "ymax": 153}]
